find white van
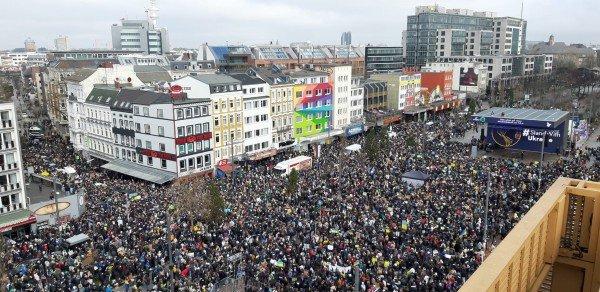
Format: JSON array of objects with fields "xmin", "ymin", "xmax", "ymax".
[{"xmin": 274, "ymin": 156, "xmax": 312, "ymax": 176}]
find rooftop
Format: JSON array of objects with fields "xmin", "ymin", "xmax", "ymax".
[
  {"xmin": 191, "ymin": 74, "xmax": 242, "ymax": 85},
  {"xmin": 473, "ymin": 107, "xmax": 570, "ymax": 123},
  {"xmin": 229, "ymin": 73, "xmax": 266, "ymax": 85},
  {"xmin": 64, "ymin": 68, "xmax": 96, "ymax": 82},
  {"xmin": 288, "ymin": 69, "xmax": 328, "ymax": 78}
]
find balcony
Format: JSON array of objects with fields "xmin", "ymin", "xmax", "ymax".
[{"xmin": 461, "ymin": 178, "xmax": 600, "ymax": 292}]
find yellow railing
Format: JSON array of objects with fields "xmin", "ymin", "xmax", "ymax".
[{"xmin": 460, "ymin": 177, "xmax": 600, "ymax": 292}]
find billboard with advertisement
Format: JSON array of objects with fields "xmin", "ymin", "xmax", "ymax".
[
  {"xmin": 486, "ymin": 122, "xmax": 566, "ymax": 153},
  {"xmin": 459, "ymin": 67, "xmax": 478, "ymax": 86}
]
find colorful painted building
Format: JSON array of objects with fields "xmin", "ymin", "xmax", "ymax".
[
  {"xmin": 420, "ymin": 71, "xmax": 453, "ymax": 104},
  {"xmin": 288, "ymin": 70, "xmax": 333, "ymax": 142}
]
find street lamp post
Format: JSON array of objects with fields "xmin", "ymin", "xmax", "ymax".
[{"xmin": 483, "ymin": 171, "xmax": 491, "ymax": 260}]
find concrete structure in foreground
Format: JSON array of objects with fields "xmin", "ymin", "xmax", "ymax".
[{"xmin": 461, "ymin": 177, "xmax": 600, "ymax": 292}]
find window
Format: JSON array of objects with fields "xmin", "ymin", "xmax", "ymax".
[
  {"xmin": 156, "ymin": 109, "xmax": 164, "ymax": 118},
  {"xmin": 145, "ymin": 141, "xmax": 152, "ymax": 149},
  {"xmin": 147, "ymin": 156, "xmax": 153, "ymax": 166},
  {"xmin": 158, "ymin": 126, "xmax": 164, "ymax": 136},
  {"xmin": 144, "ymin": 124, "xmax": 150, "ymax": 134},
  {"xmin": 201, "ymin": 106, "xmax": 208, "ymax": 116},
  {"xmin": 186, "ymin": 125, "xmax": 193, "ymax": 135},
  {"xmin": 258, "ymin": 87, "xmax": 264, "ymax": 93},
  {"xmin": 187, "ymin": 143, "xmax": 194, "ymax": 153},
  {"xmin": 193, "ymin": 107, "xmax": 200, "ymax": 116},
  {"xmin": 178, "ymin": 145, "xmax": 186, "ymax": 155},
  {"xmin": 204, "ymin": 154, "xmax": 211, "ymax": 166},
  {"xmin": 196, "ymin": 156, "xmax": 203, "ymax": 167},
  {"xmin": 135, "ymin": 123, "xmax": 141, "ymax": 132},
  {"xmin": 176, "ymin": 109, "xmax": 184, "ymax": 119},
  {"xmin": 136, "ymin": 139, "xmax": 142, "ymax": 147},
  {"xmin": 215, "ymin": 134, "xmax": 220, "ymax": 143},
  {"xmin": 179, "ymin": 160, "xmax": 186, "ymax": 171},
  {"xmin": 177, "ymin": 126, "xmax": 184, "ymax": 137},
  {"xmin": 133, "ymin": 106, "xmax": 140, "ymax": 115},
  {"xmin": 161, "ymin": 159, "xmax": 167, "ymax": 169},
  {"xmin": 203, "ymin": 123, "xmax": 209, "ymax": 133},
  {"xmin": 214, "ymin": 117, "xmax": 219, "ymax": 126},
  {"xmin": 195, "ymin": 124, "xmax": 201, "ymax": 134},
  {"xmin": 195, "ymin": 141, "xmax": 202, "ymax": 151},
  {"xmin": 185, "ymin": 108, "xmax": 192, "ymax": 118},
  {"xmin": 188, "ymin": 158, "xmax": 195, "ymax": 169},
  {"xmin": 159, "ymin": 143, "xmax": 166, "ymax": 152},
  {"xmin": 143, "ymin": 107, "xmax": 149, "ymax": 116}
]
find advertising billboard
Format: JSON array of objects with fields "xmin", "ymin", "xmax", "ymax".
[
  {"xmin": 459, "ymin": 67, "xmax": 478, "ymax": 86},
  {"xmin": 486, "ymin": 123, "xmax": 565, "ymax": 153}
]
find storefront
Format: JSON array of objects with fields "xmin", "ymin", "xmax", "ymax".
[{"xmin": 0, "ymin": 209, "xmax": 37, "ymax": 239}]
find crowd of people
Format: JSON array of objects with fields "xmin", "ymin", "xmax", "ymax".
[{"xmin": 3, "ymin": 110, "xmax": 600, "ymax": 291}]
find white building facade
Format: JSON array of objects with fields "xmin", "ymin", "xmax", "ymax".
[{"xmin": 0, "ymin": 101, "xmax": 27, "ymax": 218}]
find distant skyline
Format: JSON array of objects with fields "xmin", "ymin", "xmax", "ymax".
[{"xmin": 2, "ymin": 0, "xmax": 599, "ymax": 50}]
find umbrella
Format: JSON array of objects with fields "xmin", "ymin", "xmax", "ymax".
[{"xmin": 41, "ymin": 171, "xmax": 50, "ymax": 177}]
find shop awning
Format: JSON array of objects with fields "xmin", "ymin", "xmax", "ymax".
[
  {"xmin": 66, "ymin": 233, "xmax": 90, "ymax": 246},
  {"xmin": 247, "ymin": 149, "xmax": 277, "ymax": 161},
  {"xmin": 102, "ymin": 159, "xmax": 176, "ymax": 184},
  {"xmin": 0, "ymin": 209, "xmax": 36, "ymax": 233}
]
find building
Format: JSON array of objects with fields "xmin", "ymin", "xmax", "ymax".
[
  {"xmin": 230, "ymin": 73, "xmax": 275, "ymax": 160},
  {"xmin": 364, "ymin": 46, "xmax": 404, "ymax": 76},
  {"xmin": 248, "ymin": 66, "xmax": 295, "ymax": 149},
  {"xmin": 65, "ymin": 64, "xmax": 166, "ymax": 151},
  {"xmin": 436, "ymin": 54, "xmax": 553, "ymax": 89},
  {"xmin": 24, "ymin": 38, "xmax": 36, "ymax": 52},
  {"xmin": 288, "ymin": 70, "xmax": 333, "ymax": 144},
  {"xmin": 461, "ymin": 177, "xmax": 600, "ymax": 292},
  {"xmin": 371, "ymin": 72, "xmax": 421, "ymax": 110},
  {"xmin": 313, "ymin": 64, "xmax": 352, "ymax": 132},
  {"xmin": 171, "ymin": 74, "xmax": 244, "ymax": 165},
  {"xmin": 48, "ymin": 50, "xmax": 144, "ymax": 61},
  {"xmin": 111, "ymin": 0, "xmax": 170, "ymax": 56},
  {"xmin": 341, "ymin": 31, "xmax": 352, "ymax": 45},
  {"xmin": 362, "ymin": 79, "xmax": 388, "ymax": 111},
  {"xmin": 492, "ymin": 17, "xmax": 527, "ymax": 55},
  {"xmin": 422, "ymin": 61, "xmax": 489, "ymax": 93},
  {"xmin": 69, "ymin": 86, "xmax": 214, "ymax": 183},
  {"xmin": 116, "ymin": 54, "xmax": 169, "ymax": 66},
  {"xmin": 204, "ymin": 44, "xmax": 254, "ymax": 73},
  {"xmin": 530, "ymin": 35, "xmax": 597, "ymax": 68},
  {"xmin": 0, "ymin": 98, "xmax": 32, "ymax": 237},
  {"xmin": 420, "ymin": 71, "xmax": 453, "ymax": 104},
  {"xmin": 404, "ymin": 5, "xmax": 526, "ymax": 67},
  {"xmin": 347, "ymin": 77, "xmax": 365, "ymax": 137},
  {"xmin": 54, "ymin": 35, "xmax": 70, "ymax": 51}
]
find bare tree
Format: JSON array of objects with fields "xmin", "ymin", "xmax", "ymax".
[{"xmin": 172, "ymin": 181, "xmax": 207, "ymax": 231}]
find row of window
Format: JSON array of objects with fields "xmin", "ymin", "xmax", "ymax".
[
  {"xmin": 242, "ymin": 87, "xmax": 264, "ymax": 94},
  {"xmin": 295, "ymin": 123, "xmax": 327, "ymax": 134},
  {"xmin": 296, "ymin": 111, "xmax": 330, "ymax": 123},
  {"xmin": 244, "ymin": 128, "xmax": 269, "ymax": 139},
  {"xmin": 180, "ymin": 154, "xmax": 212, "ymax": 172},
  {"xmin": 244, "ymin": 114, "xmax": 268, "ymax": 124},
  {"xmin": 178, "ymin": 141, "xmax": 211, "ymax": 156},
  {"xmin": 244, "ymin": 141, "xmax": 269, "ymax": 153},
  {"xmin": 294, "ymin": 88, "xmax": 332, "ymax": 98},
  {"xmin": 175, "ymin": 106, "xmax": 209, "ymax": 120},
  {"xmin": 176, "ymin": 123, "xmax": 210, "ymax": 138},
  {"xmin": 244, "ymin": 100, "xmax": 268, "ymax": 110}
]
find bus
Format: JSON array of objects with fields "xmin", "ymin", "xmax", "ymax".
[{"xmin": 274, "ymin": 155, "xmax": 312, "ymax": 176}]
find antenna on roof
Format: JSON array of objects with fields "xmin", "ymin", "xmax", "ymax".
[{"xmin": 520, "ymin": 0, "xmax": 524, "ymax": 20}]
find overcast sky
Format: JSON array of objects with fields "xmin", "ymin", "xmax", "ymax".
[{"xmin": 2, "ymin": 0, "xmax": 598, "ymax": 50}]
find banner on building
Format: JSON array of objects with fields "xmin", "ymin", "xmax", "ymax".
[{"xmin": 459, "ymin": 67, "xmax": 478, "ymax": 86}]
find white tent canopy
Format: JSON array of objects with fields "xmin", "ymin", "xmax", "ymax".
[
  {"xmin": 66, "ymin": 233, "xmax": 90, "ymax": 246},
  {"xmin": 61, "ymin": 166, "xmax": 77, "ymax": 175},
  {"xmin": 345, "ymin": 144, "xmax": 361, "ymax": 152}
]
